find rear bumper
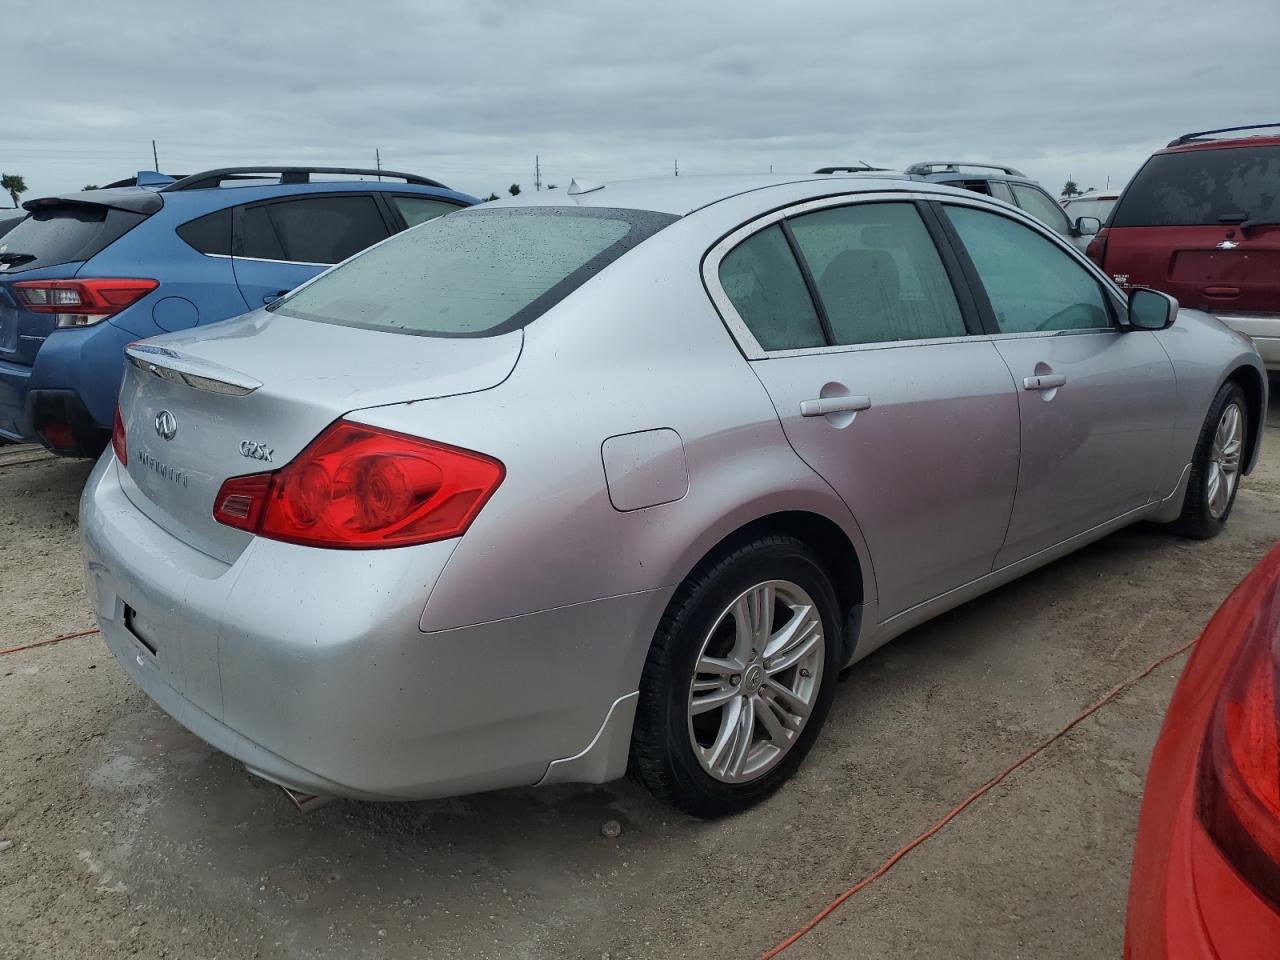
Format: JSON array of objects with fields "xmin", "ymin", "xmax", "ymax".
[
  {"xmin": 28, "ymin": 388, "xmax": 110, "ymax": 456},
  {"xmin": 80, "ymin": 454, "xmax": 654, "ymax": 800},
  {"xmin": 0, "ymin": 357, "xmax": 33, "ymax": 441}
]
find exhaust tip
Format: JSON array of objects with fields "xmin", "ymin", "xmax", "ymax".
[{"xmin": 280, "ymin": 786, "xmax": 334, "ymax": 814}]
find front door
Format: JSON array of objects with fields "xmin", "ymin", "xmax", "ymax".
[
  {"xmin": 939, "ymin": 201, "xmax": 1178, "ymax": 568},
  {"xmin": 711, "ymin": 199, "xmax": 1021, "ymax": 619}
]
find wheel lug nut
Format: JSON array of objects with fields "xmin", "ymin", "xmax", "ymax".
[
  {"xmin": 800, "ymin": 668, "xmax": 812, "ymax": 678},
  {"xmin": 730, "ymin": 675, "xmax": 741, "ymax": 686}
]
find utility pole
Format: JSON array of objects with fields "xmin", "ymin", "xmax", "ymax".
[
  {"xmin": 152, "ymin": 139, "xmax": 159, "ymax": 172},
  {"xmin": 674, "ymin": 159, "xmax": 679, "ymax": 177},
  {"xmin": 535, "ymin": 155, "xmax": 541, "ymax": 191},
  {"xmin": 376, "ymin": 148, "xmax": 382, "ymax": 181}
]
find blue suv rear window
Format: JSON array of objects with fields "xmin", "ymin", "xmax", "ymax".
[{"xmin": 0, "ymin": 203, "xmax": 147, "ymax": 273}]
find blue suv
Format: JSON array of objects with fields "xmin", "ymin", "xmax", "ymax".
[{"xmin": 0, "ymin": 166, "xmax": 476, "ymax": 455}]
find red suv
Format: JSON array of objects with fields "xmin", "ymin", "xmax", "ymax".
[{"xmin": 1088, "ymin": 123, "xmax": 1280, "ymax": 370}]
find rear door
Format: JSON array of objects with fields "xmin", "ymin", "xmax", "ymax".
[
  {"xmin": 708, "ymin": 195, "xmax": 1020, "ymax": 619},
  {"xmin": 1103, "ymin": 144, "xmax": 1280, "ymax": 314},
  {"xmin": 938, "ymin": 199, "xmax": 1178, "ymax": 568},
  {"xmin": 230, "ymin": 193, "xmax": 393, "ymax": 309}
]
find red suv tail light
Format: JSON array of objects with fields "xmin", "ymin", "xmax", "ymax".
[
  {"xmin": 14, "ymin": 278, "xmax": 158, "ymax": 327},
  {"xmin": 1196, "ymin": 584, "xmax": 1280, "ymax": 908},
  {"xmin": 111, "ymin": 405, "xmax": 127, "ymax": 466},
  {"xmin": 213, "ymin": 420, "xmax": 504, "ymax": 549},
  {"xmin": 1085, "ymin": 226, "xmax": 1108, "ymax": 267}
]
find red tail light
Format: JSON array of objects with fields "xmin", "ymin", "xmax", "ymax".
[
  {"xmin": 111, "ymin": 405, "xmax": 127, "ymax": 466},
  {"xmin": 1196, "ymin": 584, "xmax": 1280, "ymax": 907},
  {"xmin": 14, "ymin": 278, "xmax": 158, "ymax": 327},
  {"xmin": 212, "ymin": 420, "xmax": 504, "ymax": 549},
  {"xmin": 1085, "ymin": 227, "xmax": 1108, "ymax": 267}
]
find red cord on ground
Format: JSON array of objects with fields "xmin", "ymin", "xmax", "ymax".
[
  {"xmin": 0, "ymin": 627, "xmax": 100, "ymax": 657},
  {"xmin": 760, "ymin": 636, "xmax": 1199, "ymax": 959}
]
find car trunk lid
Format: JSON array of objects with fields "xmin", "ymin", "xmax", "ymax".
[
  {"xmin": 116, "ymin": 312, "xmax": 522, "ymax": 563},
  {"xmin": 1103, "ymin": 223, "xmax": 1280, "ymax": 314}
]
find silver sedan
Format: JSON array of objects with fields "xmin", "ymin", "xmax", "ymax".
[{"xmin": 81, "ymin": 175, "xmax": 1265, "ymax": 817}]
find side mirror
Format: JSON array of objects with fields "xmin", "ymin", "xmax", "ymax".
[
  {"xmin": 1075, "ymin": 216, "xmax": 1101, "ymax": 237},
  {"xmin": 1128, "ymin": 287, "xmax": 1178, "ymax": 331}
]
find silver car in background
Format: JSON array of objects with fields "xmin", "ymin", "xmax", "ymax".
[{"xmin": 81, "ymin": 175, "xmax": 1265, "ymax": 818}]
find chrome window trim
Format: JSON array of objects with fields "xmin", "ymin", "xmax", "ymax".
[
  {"xmin": 703, "ymin": 189, "xmax": 1128, "ymax": 360},
  {"xmin": 208, "ymin": 252, "xmax": 330, "ymax": 267}
]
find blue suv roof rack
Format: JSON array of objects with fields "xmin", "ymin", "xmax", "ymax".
[
  {"xmin": 1167, "ymin": 122, "xmax": 1280, "ymax": 147},
  {"xmin": 162, "ymin": 166, "xmax": 448, "ymax": 192}
]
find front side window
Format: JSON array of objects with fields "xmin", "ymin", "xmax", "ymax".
[
  {"xmin": 393, "ymin": 195, "xmax": 461, "ymax": 227},
  {"xmin": 272, "ymin": 206, "xmax": 675, "ymax": 337},
  {"xmin": 718, "ymin": 224, "xmax": 825, "ymax": 351},
  {"xmin": 945, "ymin": 205, "xmax": 1111, "ymax": 334},
  {"xmin": 1009, "ymin": 183, "xmax": 1073, "ymax": 234},
  {"xmin": 788, "ymin": 202, "xmax": 965, "ymax": 344}
]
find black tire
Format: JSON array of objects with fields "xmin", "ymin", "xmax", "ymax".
[
  {"xmin": 629, "ymin": 535, "xmax": 841, "ymax": 818},
  {"xmin": 1178, "ymin": 380, "xmax": 1248, "ymax": 540}
]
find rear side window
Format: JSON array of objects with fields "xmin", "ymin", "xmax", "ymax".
[
  {"xmin": 269, "ymin": 196, "xmax": 387, "ymax": 263},
  {"xmin": 393, "ymin": 196, "xmax": 461, "ymax": 227},
  {"xmin": 0, "ymin": 203, "xmax": 146, "ymax": 273},
  {"xmin": 719, "ymin": 224, "xmax": 825, "ymax": 351},
  {"xmin": 240, "ymin": 205, "xmax": 286, "ymax": 260},
  {"xmin": 788, "ymin": 202, "xmax": 965, "ymax": 344},
  {"xmin": 945, "ymin": 205, "xmax": 1111, "ymax": 333},
  {"xmin": 1009, "ymin": 183, "xmax": 1072, "ymax": 234},
  {"xmin": 272, "ymin": 207, "xmax": 675, "ymax": 337},
  {"xmin": 176, "ymin": 208, "xmax": 232, "ymax": 256},
  {"xmin": 1112, "ymin": 146, "xmax": 1280, "ymax": 226}
]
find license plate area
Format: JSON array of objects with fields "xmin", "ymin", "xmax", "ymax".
[{"xmin": 123, "ymin": 603, "xmax": 158, "ymax": 655}]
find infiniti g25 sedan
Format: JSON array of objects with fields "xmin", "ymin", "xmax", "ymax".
[{"xmin": 82, "ymin": 175, "xmax": 1266, "ymax": 818}]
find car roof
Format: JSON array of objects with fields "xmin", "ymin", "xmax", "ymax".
[
  {"xmin": 1163, "ymin": 134, "xmax": 1280, "ymax": 154},
  {"xmin": 1064, "ymin": 190, "xmax": 1119, "ymax": 201},
  {"xmin": 480, "ymin": 173, "xmax": 927, "ymax": 216}
]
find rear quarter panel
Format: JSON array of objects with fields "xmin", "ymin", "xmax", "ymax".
[{"xmin": 346, "ymin": 207, "xmax": 876, "ymax": 639}]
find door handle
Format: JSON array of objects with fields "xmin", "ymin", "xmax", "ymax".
[
  {"xmin": 800, "ymin": 395, "xmax": 872, "ymax": 417},
  {"xmin": 1022, "ymin": 374, "xmax": 1066, "ymax": 391}
]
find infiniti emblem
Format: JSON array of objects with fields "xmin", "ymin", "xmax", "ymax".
[{"xmin": 154, "ymin": 409, "xmax": 177, "ymax": 441}]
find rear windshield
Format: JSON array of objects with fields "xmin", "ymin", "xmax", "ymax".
[
  {"xmin": 1111, "ymin": 145, "xmax": 1280, "ymax": 227},
  {"xmin": 270, "ymin": 206, "xmax": 678, "ymax": 337},
  {"xmin": 0, "ymin": 203, "xmax": 147, "ymax": 272}
]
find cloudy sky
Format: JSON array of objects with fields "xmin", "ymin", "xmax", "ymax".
[{"xmin": 6, "ymin": 0, "xmax": 1279, "ymax": 205}]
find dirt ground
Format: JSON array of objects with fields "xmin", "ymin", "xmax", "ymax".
[{"xmin": 2, "ymin": 394, "xmax": 1279, "ymax": 960}]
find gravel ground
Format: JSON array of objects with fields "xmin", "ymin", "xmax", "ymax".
[{"xmin": 2, "ymin": 392, "xmax": 1278, "ymax": 960}]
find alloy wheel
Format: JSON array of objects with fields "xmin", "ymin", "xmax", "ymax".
[
  {"xmin": 1207, "ymin": 402, "xmax": 1243, "ymax": 520},
  {"xmin": 686, "ymin": 580, "xmax": 825, "ymax": 784}
]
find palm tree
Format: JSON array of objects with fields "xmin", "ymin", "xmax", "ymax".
[
  {"xmin": 1061, "ymin": 179, "xmax": 1080, "ymax": 199},
  {"xmin": 1, "ymin": 173, "xmax": 26, "ymax": 208}
]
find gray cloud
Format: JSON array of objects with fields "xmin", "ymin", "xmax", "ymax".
[{"xmin": 6, "ymin": 0, "xmax": 1279, "ymax": 203}]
